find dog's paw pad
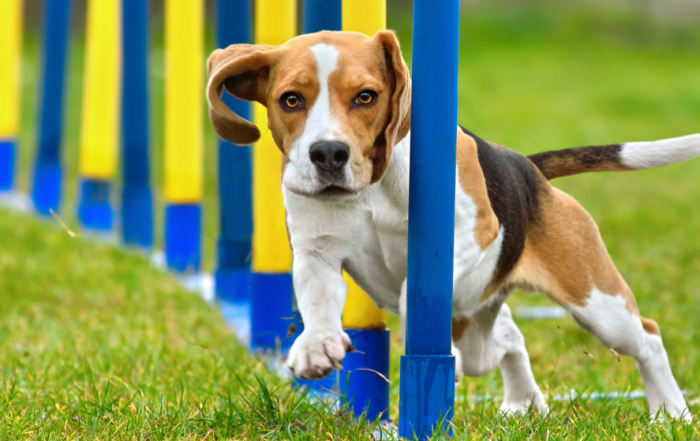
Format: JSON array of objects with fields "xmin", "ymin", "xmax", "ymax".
[{"xmin": 286, "ymin": 329, "xmax": 352, "ymax": 380}]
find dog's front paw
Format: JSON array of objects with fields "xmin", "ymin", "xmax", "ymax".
[
  {"xmin": 500, "ymin": 390, "xmax": 548, "ymax": 417},
  {"xmin": 286, "ymin": 328, "xmax": 352, "ymax": 379}
]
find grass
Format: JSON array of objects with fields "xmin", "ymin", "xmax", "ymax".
[
  {"xmin": 0, "ymin": 210, "xmax": 385, "ymax": 440},
  {"xmin": 3, "ymin": 2, "xmax": 700, "ymax": 439}
]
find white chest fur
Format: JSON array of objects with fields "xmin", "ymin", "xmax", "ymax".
[{"xmin": 283, "ymin": 133, "xmax": 503, "ymax": 317}]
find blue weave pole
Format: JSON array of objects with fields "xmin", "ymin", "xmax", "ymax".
[
  {"xmin": 77, "ymin": 179, "xmax": 113, "ymax": 231},
  {"xmin": 165, "ymin": 204, "xmax": 202, "ymax": 273},
  {"xmin": 31, "ymin": 0, "xmax": 71, "ymax": 216},
  {"xmin": 121, "ymin": 0, "xmax": 153, "ymax": 248},
  {"xmin": 0, "ymin": 140, "xmax": 15, "ymax": 192},
  {"xmin": 250, "ymin": 273, "xmax": 294, "ymax": 353},
  {"xmin": 214, "ymin": 0, "xmax": 253, "ymax": 342},
  {"xmin": 340, "ymin": 329, "xmax": 390, "ymax": 420},
  {"xmin": 302, "ymin": 0, "xmax": 341, "ymax": 34},
  {"xmin": 399, "ymin": 0, "xmax": 460, "ymax": 438}
]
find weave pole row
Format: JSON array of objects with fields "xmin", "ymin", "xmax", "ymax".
[
  {"xmin": 0, "ymin": 1, "xmax": 460, "ymax": 437},
  {"xmin": 0, "ymin": 0, "xmax": 396, "ymax": 429}
]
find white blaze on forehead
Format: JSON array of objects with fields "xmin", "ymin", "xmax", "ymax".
[
  {"xmin": 312, "ymin": 43, "xmax": 339, "ymax": 86},
  {"xmin": 305, "ymin": 43, "xmax": 340, "ymax": 140},
  {"xmin": 290, "ymin": 44, "xmax": 340, "ymax": 163}
]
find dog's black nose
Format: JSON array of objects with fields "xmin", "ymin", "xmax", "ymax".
[{"xmin": 309, "ymin": 141, "xmax": 350, "ymax": 172}]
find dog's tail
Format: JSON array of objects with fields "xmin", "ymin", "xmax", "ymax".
[{"xmin": 528, "ymin": 134, "xmax": 700, "ymax": 180}]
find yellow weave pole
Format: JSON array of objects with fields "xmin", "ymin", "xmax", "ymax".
[
  {"xmin": 343, "ymin": 0, "xmax": 386, "ymax": 38},
  {"xmin": 164, "ymin": 0, "xmax": 204, "ymax": 204},
  {"xmin": 79, "ymin": 0, "xmax": 121, "ymax": 180},
  {"xmin": 249, "ymin": 0, "xmax": 297, "ymax": 352},
  {"xmin": 0, "ymin": 0, "xmax": 22, "ymax": 141},
  {"xmin": 0, "ymin": 0, "xmax": 23, "ymax": 192},
  {"xmin": 163, "ymin": 0, "xmax": 204, "ymax": 273},
  {"xmin": 251, "ymin": 0, "xmax": 296, "ymax": 273},
  {"xmin": 341, "ymin": 0, "xmax": 387, "ymax": 330}
]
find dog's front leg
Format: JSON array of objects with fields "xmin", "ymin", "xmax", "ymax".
[{"xmin": 285, "ymin": 250, "xmax": 352, "ymax": 380}]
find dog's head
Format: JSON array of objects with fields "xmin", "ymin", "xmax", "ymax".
[{"xmin": 206, "ymin": 31, "xmax": 410, "ymax": 199}]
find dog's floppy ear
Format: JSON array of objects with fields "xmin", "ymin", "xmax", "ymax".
[
  {"xmin": 206, "ymin": 44, "xmax": 276, "ymax": 145},
  {"xmin": 371, "ymin": 31, "xmax": 411, "ymax": 183}
]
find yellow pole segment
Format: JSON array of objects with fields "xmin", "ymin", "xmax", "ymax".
[
  {"xmin": 341, "ymin": 0, "xmax": 387, "ymax": 329},
  {"xmin": 0, "ymin": 0, "xmax": 22, "ymax": 139},
  {"xmin": 342, "ymin": 0, "xmax": 386, "ymax": 38},
  {"xmin": 342, "ymin": 272, "xmax": 386, "ymax": 328},
  {"xmin": 251, "ymin": 0, "xmax": 296, "ymax": 273},
  {"xmin": 164, "ymin": 0, "xmax": 204, "ymax": 203},
  {"xmin": 79, "ymin": 0, "xmax": 121, "ymax": 179}
]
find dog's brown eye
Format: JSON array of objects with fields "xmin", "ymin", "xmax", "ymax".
[
  {"xmin": 285, "ymin": 94, "xmax": 299, "ymax": 108},
  {"xmin": 356, "ymin": 91, "xmax": 375, "ymax": 105},
  {"xmin": 280, "ymin": 92, "xmax": 302, "ymax": 110}
]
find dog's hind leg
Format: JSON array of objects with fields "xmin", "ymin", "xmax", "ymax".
[
  {"xmin": 452, "ymin": 297, "xmax": 548, "ymax": 416},
  {"xmin": 515, "ymin": 187, "xmax": 691, "ymax": 422},
  {"xmin": 566, "ymin": 290, "xmax": 690, "ymax": 422}
]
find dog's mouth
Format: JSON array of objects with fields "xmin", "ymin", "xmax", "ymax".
[
  {"xmin": 316, "ymin": 185, "xmax": 359, "ymax": 199},
  {"xmin": 286, "ymin": 184, "xmax": 361, "ymax": 200},
  {"xmin": 320, "ymin": 185, "xmax": 354, "ymax": 196}
]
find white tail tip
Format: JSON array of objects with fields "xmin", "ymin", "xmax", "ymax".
[{"xmin": 620, "ymin": 134, "xmax": 700, "ymax": 170}]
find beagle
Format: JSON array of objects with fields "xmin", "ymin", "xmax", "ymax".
[{"xmin": 206, "ymin": 30, "xmax": 700, "ymax": 421}]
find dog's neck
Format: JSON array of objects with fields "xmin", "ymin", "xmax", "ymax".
[{"xmin": 376, "ymin": 132, "xmax": 412, "ymax": 207}]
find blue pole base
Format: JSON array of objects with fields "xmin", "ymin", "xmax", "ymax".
[
  {"xmin": 77, "ymin": 179, "xmax": 113, "ymax": 232},
  {"xmin": 340, "ymin": 328, "xmax": 391, "ymax": 421},
  {"xmin": 250, "ymin": 272, "xmax": 295, "ymax": 354},
  {"xmin": 0, "ymin": 139, "xmax": 16, "ymax": 192},
  {"xmin": 121, "ymin": 184, "xmax": 153, "ymax": 248},
  {"xmin": 215, "ymin": 266, "xmax": 250, "ymax": 303},
  {"xmin": 164, "ymin": 204, "xmax": 202, "ymax": 274},
  {"xmin": 399, "ymin": 354, "xmax": 455, "ymax": 440},
  {"xmin": 289, "ymin": 328, "xmax": 390, "ymax": 422},
  {"xmin": 31, "ymin": 160, "xmax": 63, "ymax": 216}
]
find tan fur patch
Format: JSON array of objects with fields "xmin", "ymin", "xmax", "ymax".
[
  {"xmin": 479, "ymin": 284, "xmax": 504, "ymax": 304},
  {"xmin": 456, "ymin": 131, "xmax": 500, "ymax": 250},
  {"xmin": 510, "ymin": 187, "xmax": 640, "ymax": 315},
  {"xmin": 452, "ymin": 317, "xmax": 470, "ymax": 341},
  {"xmin": 641, "ymin": 317, "xmax": 660, "ymax": 335}
]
